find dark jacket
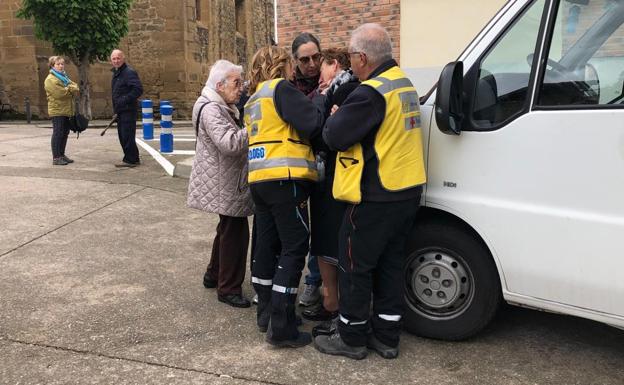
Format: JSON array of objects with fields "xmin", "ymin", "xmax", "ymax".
[
  {"xmin": 322, "ymin": 59, "xmax": 422, "ymax": 202},
  {"xmin": 111, "ymin": 63, "xmax": 143, "ymax": 114},
  {"xmin": 273, "ymin": 80, "xmax": 325, "ymax": 145}
]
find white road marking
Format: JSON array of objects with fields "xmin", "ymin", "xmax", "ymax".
[{"xmin": 136, "ymin": 138, "xmax": 175, "ymax": 176}]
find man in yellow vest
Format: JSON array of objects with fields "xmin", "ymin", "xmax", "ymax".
[{"xmin": 313, "ymin": 23, "xmax": 426, "ymax": 360}]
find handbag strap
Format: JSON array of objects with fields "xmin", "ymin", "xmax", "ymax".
[{"xmin": 195, "ymin": 101, "xmax": 213, "ymax": 137}]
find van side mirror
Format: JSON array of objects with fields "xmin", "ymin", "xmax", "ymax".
[{"xmin": 435, "ymin": 61, "xmax": 464, "ymax": 135}]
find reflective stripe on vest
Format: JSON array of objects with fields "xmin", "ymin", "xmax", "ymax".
[
  {"xmin": 332, "ymin": 66, "xmax": 426, "ymax": 203},
  {"xmin": 244, "ymin": 79, "xmax": 318, "ymax": 183}
]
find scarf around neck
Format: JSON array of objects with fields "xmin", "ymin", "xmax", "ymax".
[{"xmin": 51, "ymin": 69, "xmax": 71, "ymax": 87}]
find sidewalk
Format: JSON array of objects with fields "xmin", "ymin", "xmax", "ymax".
[{"xmin": 1, "ymin": 123, "xmax": 622, "ymax": 384}]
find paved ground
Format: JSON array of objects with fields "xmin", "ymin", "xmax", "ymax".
[{"xmin": 1, "ymin": 122, "xmax": 624, "ymax": 385}]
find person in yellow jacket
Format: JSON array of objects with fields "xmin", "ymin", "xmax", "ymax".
[
  {"xmin": 44, "ymin": 56, "xmax": 79, "ymax": 166},
  {"xmin": 313, "ymin": 24, "xmax": 426, "ymax": 360},
  {"xmin": 245, "ymin": 46, "xmax": 325, "ymax": 348}
]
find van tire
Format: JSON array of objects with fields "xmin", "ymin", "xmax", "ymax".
[{"xmin": 403, "ymin": 219, "xmax": 501, "ymax": 341}]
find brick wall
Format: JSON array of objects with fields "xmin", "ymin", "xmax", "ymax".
[{"xmin": 276, "ymin": 0, "xmax": 401, "ymax": 61}]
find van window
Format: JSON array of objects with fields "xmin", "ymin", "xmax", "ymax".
[
  {"xmin": 537, "ymin": 0, "xmax": 624, "ymax": 107},
  {"xmin": 471, "ymin": 0, "xmax": 546, "ymax": 129}
]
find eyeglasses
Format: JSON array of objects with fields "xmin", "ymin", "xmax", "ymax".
[
  {"xmin": 297, "ymin": 52, "xmax": 322, "ymax": 65},
  {"xmin": 348, "ymin": 51, "xmax": 364, "ymax": 57}
]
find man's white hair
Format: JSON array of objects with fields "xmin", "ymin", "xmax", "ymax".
[
  {"xmin": 206, "ymin": 60, "xmax": 243, "ymax": 90},
  {"xmin": 350, "ymin": 23, "xmax": 393, "ymax": 66}
]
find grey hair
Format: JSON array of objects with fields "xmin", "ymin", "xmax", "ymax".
[
  {"xmin": 206, "ymin": 60, "xmax": 243, "ymax": 90},
  {"xmin": 350, "ymin": 23, "xmax": 393, "ymax": 66}
]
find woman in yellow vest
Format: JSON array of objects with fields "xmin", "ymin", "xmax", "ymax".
[{"xmin": 244, "ymin": 46, "xmax": 325, "ymax": 348}]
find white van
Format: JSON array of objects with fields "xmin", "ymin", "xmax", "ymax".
[{"xmin": 405, "ymin": 0, "xmax": 624, "ymax": 340}]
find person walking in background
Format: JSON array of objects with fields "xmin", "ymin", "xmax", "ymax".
[
  {"xmin": 245, "ymin": 46, "xmax": 325, "ymax": 348},
  {"xmin": 187, "ymin": 60, "xmax": 253, "ymax": 308},
  {"xmin": 314, "ymin": 23, "xmax": 426, "ymax": 360},
  {"xmin": 44, "ymin": 56, "xmax": 79, "ymax": 166},
  {"xmin": 110, "ymin": 49, "xmax": 143, "ymax": 168},
  {"xmin": 303, "ymin": 48, "xmax": 360, "ymax": 329},
  {"xmin": 291, "ymin": 32, "xmax": 324, "ymax": 307}
]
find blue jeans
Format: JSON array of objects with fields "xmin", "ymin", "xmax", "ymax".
[{"xmin": 305, "ymin": 254, "xmax": 322, "ymax": 286}]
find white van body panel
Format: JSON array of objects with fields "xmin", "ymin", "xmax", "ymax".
[{"xmin": 414, "ymin": 0, "xmax": 624, "ymax": 329}]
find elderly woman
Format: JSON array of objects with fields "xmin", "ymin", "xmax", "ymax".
[
  {"xmin": 303, "ymin": 48, "xmax": 360, "ymax": 332},
  {"xmin": 187, "ymin": 60, "xmax": 253, "ymax": 308},
  {"xmin": 44, "ymin": 56, "xmax": 79, "ymax": 165},
  {"xmin": 245, "ymin": 46, "xmax": 325, "ymax": 348}
]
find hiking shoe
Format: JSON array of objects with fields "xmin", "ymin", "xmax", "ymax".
[
  {"xmin": 62, "ymin": 156, "xmax": 74, "ymax": 163},
  {"xmin": 302, "ymin": 304, "xmax": 338, "ymax": 321},
  {"xmin": 299, "ymin": 284, "xmax": 321, "ymax": 306},
  {"xmin": 52, "ymin": 158, "xmax": 68, "ymax": 166},
  {"xmin": 367, "ymin": 334, "xmax": 399, "ymax": 359},
  {"xmin": 314, "ymin": 332, "xmax": 367, "ymax": 360},
  {"xmin": 311, "ymin": 316, "xmax": 338, "ymax": 337},
  {"xmin": 266, "ymin": 331, "xmax": 312, "ymax": 348}
]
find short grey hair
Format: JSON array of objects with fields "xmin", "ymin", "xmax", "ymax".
[
  {"xmin": 206, "ymin": 60, "xmax": 243, "ymax": 90},
  {"xmin": 350, "ymin": 23, "xmax": 393, "ymax": 66}
]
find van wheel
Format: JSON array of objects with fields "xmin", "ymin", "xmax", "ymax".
[{"xmin": 403, "ymin": 220, "xmax": 501, "ymax": 340}]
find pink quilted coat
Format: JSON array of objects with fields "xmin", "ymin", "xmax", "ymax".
[{"xmin": 187, "ymin": 87, "xmax": 253, "ymax": 217}]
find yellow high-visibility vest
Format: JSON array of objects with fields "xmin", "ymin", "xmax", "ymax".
[
  {"xmin": 244, "ymin": 78, "xmax": 318, "ymax": 183},
  {"xmin": 333, "ymin": 66, "xmax": 426, "ymax": 203}
]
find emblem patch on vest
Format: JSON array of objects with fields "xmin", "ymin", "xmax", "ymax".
[{"xmin": 248, "ymin": 146, "xmax": 266, "ymax": 161}]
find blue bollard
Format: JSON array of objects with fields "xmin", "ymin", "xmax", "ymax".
[
  {"xmin": 160, "ymin": 104, "xmax": 174, "ymax": 153},
  {"xmin": 159, "ymin": 100, "xmax": 170, "ymax": 117},
  {"xmin": 141, "ymin": 99, "xmax": 154, "ymax": 140}
]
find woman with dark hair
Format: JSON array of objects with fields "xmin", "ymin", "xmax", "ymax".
[
  {"xmin": 245, "ymin": 45, "xmax": 324, "ymax": 348},
  {"xmin": 291, "ymin": 32, "xmax": 325, "ymax": 308},
  {"xmin": 44, "ymin": 56, "xmax": 79, "ymax": 165},
  {"xmin": 291, "ymin": 32, "xmax": 322, "ymax": 97}
]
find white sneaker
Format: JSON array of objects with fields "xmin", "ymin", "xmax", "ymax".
[{"xmin": 299, "ymin": 284, "xmax": 321, "ymax": 306}]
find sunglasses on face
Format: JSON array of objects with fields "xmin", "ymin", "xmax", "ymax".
[{"xmin": 297, "ymin": 52, "xmax": 322, "ymax": 65}]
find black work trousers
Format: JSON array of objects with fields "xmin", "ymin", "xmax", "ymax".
[
  {"xmin": 250, "ymin": 180, "xmax": 310, "ymax": 341},
  {"xmin": 337, "ymin": 198, "xmax": 419, "ymax": 348},
  {"xmin": 51, "ymin": 116, "xmax": 70, "ymax": 159},
  {"xmin": 206, "ymin": 215, "xmax": 250, "ymax": 295},
  {"xmin": 117, "ymin": 110, "xmax": 140, "ymax": 164}
]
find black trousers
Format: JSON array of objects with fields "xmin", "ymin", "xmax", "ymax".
[
  {"xmin": 117, "ymin": 110, "xmax": 139, "ymax": 163},
  {"xmin": 51, "ymin": 116, "xmax": 70, "ymax": 159},
  {"xmin": 206, "ymin": 215, "xmax": 249, "ymax": 295},
  {"xmin": 250, "ymin": 180, "xmax": 310, "ymax": 341},
  {"xmin": 337, "ymin": 198, "xmax": 419, "ymax": 348}
]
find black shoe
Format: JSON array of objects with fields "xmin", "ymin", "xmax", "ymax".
[
  {"xmin": 302, "ymin": 305, "xmax": 338, "ymax": 322},
  {"xmin": 203, "ymin": 273, "xmax": 217, "ymax": 289},
  {"xmin": 258, "ymin": 315, "xmax": 302, "ymax": 333},
  {"xmin": 62, "ymin": 156, "xmax": 74, "ymax": 163},
  {"xmin": 218, "ymin": 294, "xmax": 251, "ymax": 308},
  {"xmin": 115, "ymin": 161, "xmax": 139, "ymax": 168},
  {"xmin": 367, "ymin": 334, "xmax": 399, "ymax": 359},
  {"xmin": 314, "ymin": 332, "xmax": 367, "ymax": 360},
  {"xmin": 52, "ymin": 158, "xmax": 68, "ymax": 166},
  {"xmin": 266, "ymin": 331, "xmax": 312, "ymax": 348},
  {"xmin": 311, "ymin": 316, "xmax": 338, "ymax": 337}
]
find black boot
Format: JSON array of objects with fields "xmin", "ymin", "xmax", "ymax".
[{"xmin": 367, "ymin": 333, "xmax": 399, "ymax": 359}]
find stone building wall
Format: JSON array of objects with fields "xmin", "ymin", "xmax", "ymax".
[
  {"xmin": 276, "ymin": 0, "xmax": 400, "ymax": 60},
  {"xmin": 0, "ymin": 0, "xmax": 274, "ymax": 119}
]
